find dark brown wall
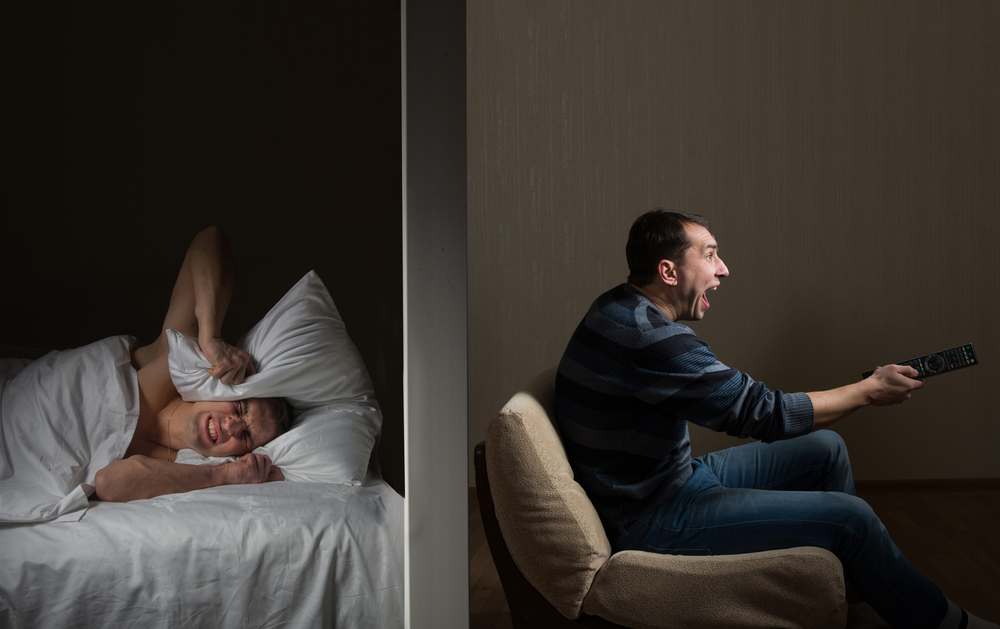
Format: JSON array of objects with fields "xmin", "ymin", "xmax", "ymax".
[{"xmin": 2, "ymin": 4, "xmax": 404, "ymax": 492}]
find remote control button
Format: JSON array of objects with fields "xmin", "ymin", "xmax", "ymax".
[{"xmin": 925, "ymin": 354, "xmax": 945, "ymax": 373}]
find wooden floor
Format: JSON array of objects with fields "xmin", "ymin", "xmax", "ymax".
[{"xmin": 469, "ymin": 484, "xmax": 1000, "ymax": 629}]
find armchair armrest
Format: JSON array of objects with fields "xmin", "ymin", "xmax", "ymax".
[{"xmin": 584, "ymin": 548, "xmax": 846, "ymax": 629}]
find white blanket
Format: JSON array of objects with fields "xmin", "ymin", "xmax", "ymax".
[
  {"xmin": 0, "ymin": 474, "xmax": 404, "ymax": 628},
  {"xmin": 0, "ymin": 336, "xmax": 140, "ymax": 524}
]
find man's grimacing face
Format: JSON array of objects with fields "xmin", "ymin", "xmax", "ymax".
[
  {"xmin": 185, "ymin": 398, "xmax": 280, "ymax": 458},
  {"xmin": 671, "ymin": 223, "xmax": 729, "ymax": 321}
]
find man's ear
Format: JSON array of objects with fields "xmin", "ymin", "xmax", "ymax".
[{"xmin": 658, "ymin": 259, "xmax": 678, "ymax": 286}]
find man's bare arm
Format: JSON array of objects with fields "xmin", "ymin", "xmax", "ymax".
[
  {"xmin": 184, "ymin": 227, "xmax": 254, "ymax": 383},
  {"xmin": 134, "ymin": 226, "xmax": 253, "ymax": 383},
  {"xmin": 94, "ymin": 453, "xmax": 282, "ymax": 503},
  {"xmin": 807, "ymin": 364, "xmax": 924, "ymax": 430}
]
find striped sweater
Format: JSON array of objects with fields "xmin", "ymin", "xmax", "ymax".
[{"xmin": 554, "ymin": 284, "xmax": 814, "ymax": 527}]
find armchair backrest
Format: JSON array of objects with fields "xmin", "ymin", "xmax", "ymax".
[{"xmin": 485, "ymin": 368, "xmax": 612, "ymax": 620}]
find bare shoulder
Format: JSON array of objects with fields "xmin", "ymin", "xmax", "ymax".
[
  {"xmin": 136, "ymin": 350, "xmax": 179, "ymax": 422},
  {"xmin": 131, "ymin": 338, "xmax": 161, "ymax": 370}
]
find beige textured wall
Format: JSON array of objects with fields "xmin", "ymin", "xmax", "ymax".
[{"xmin": 468, "ymin": 0, "xmax": 1000, "ymax": 482}]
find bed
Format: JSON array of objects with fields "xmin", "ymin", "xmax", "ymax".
[{"xmin": 0, "ymin": 272, "xmax": 404, "ymax": 628}]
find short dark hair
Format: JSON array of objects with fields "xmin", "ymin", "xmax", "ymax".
[
  {"xmin": 626, "ymin": 209, "xmax": 711, "ymax": 286},
  {"xmin": 259, "ymin": 396, "xmax": 293, "ymax": 435}
]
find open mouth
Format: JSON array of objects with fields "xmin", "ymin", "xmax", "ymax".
[
  {"xmin": 702, "ymin": 286, "xmax": 718, "ymax": 309},
  {"xmin": 208, "ymin": 417, "xmax": 218, "ymax": 444}
]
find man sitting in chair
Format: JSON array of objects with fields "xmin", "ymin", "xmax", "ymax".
[
  {"xmin": 94, "ymin": 227, "xmax": 291, "ymax": 502},
  {"xmin": 554, "ymin": 209, "xmax": 996, "ymax": 629}
]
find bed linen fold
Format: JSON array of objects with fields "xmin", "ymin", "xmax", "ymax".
[{"xmin": 0, "ymin": 336, "xmax": 140, "ymax": 524}]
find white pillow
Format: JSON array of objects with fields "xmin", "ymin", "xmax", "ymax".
[{"xmin": 167, "ymin": 271, "xmax": 381, "ymax": 485}]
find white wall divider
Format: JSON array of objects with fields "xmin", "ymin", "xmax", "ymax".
[{"xmin": 402, "ymin": 0, "xmax": 469, "ymax": 627}]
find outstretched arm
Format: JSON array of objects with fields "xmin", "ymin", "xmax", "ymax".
[
  {"xmin": 807, "ymin": 364, "xmax": 923, "ymax": 430},
  {"xmin": 94, "ymin": 453, "xmax": 282, "ymax": 503}
]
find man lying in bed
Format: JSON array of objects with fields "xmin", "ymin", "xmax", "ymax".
[{"xmin": 94, "ymin": 226, "xmax": 291, "ymax": 502}]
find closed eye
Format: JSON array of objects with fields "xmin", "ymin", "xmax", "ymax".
[{"xmin": 240, "ymin": 400, "xmax": 254, "ymax": 449}]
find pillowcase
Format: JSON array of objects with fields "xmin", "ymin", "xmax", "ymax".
[{"xmin": 167, "ymin": 271, "xmax": 381, "ymax": 485}]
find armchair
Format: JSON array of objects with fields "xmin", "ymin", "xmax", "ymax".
[{"xmin": 475, "ymin": 368, "xmax": 848, "ymax": 629}]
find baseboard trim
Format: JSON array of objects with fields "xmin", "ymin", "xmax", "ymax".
[{"xmin": 855, "ymin": 478, "xmax": 1000, "ymax": 492}]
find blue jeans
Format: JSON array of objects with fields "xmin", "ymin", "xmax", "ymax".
[{"xmin": 608, "ymin": 431, "xmax": 948, "ymax": 628}]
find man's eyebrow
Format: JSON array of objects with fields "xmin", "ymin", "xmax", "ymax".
[{"xmin": 705, "ymin": 243, "xmax": 718, "ymax": 251}]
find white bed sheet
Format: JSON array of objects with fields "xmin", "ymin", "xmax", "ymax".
[
  {"xmin": 0, "ymin": 337, "xmax": 140, "ymax": 524},
  {"xmin": 0, "ymin": 472, "xmax": 404, "ymax": 628}
]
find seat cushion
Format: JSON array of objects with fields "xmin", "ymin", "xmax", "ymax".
[
  {"xmin": 485, "ymin": 368, "xmax": 611, "ymax": 620},
  {"xmin": 584, "ymin": 548, "xmax": 846, "ymax": 629}
]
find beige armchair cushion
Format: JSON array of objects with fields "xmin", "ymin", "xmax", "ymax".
[
  {"xmin": 485, "ymin": 368, "xmax": 610, "ymax": 619},
  {"xmin": 585, "ymin": 547, "xmax": 846, "ymax": 629}
]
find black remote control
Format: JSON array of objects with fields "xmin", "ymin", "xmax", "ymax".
[{"xmin": 862, "ymin": 344, "xmax": 978, "ymax": 379}]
